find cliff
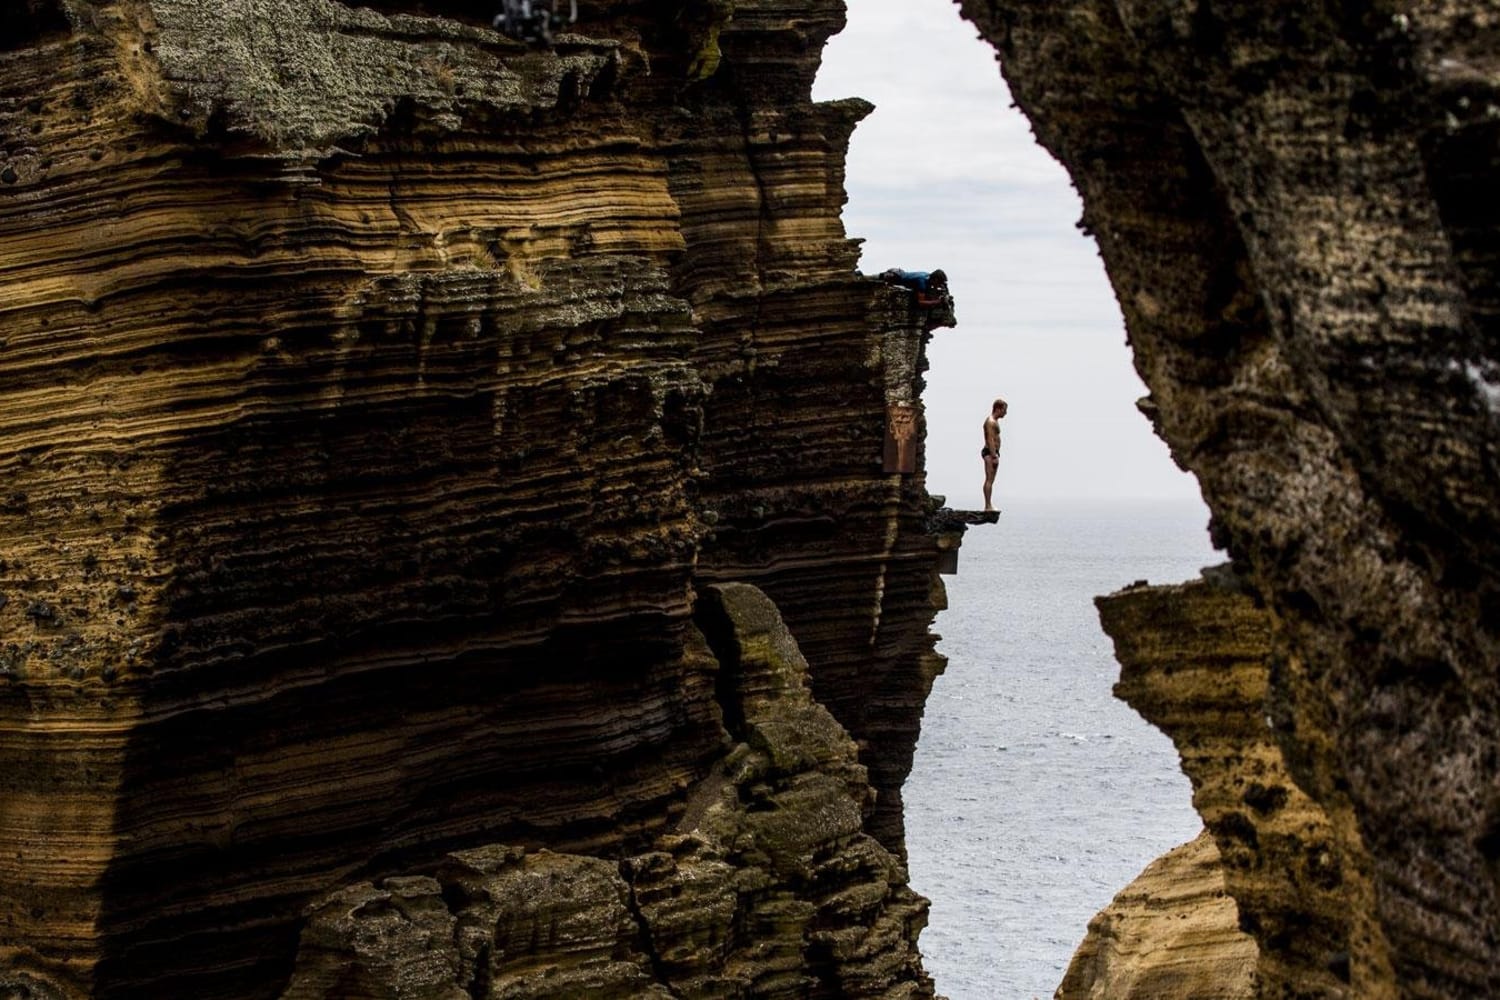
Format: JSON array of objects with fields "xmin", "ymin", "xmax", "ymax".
[
  {"xmin": 955, "ymin": 1, "xmax": 1500, "ymax": 997},
  {"xmin": 280, "ymin": 583, "xmax": 932, "ymax": 1000},
  {"xmin": 1054, "ymin": 830, "xmax": 1257, "ymax": 1000},
  {"xmin": 8, "ymin": 0, "xmax": 1500, "ymax": 996},
  {"xmin": 1091, "ymin": 577, "xmax": 1369, "ymax": 1000},
  {"xmin": 0, "ymin": 2, "xmax": 955, "ymax": 996}
]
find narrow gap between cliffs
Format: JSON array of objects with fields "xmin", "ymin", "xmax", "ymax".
[{"xmin": 812, "ymin": 2, "xmax": 1214, "ymax": 998}]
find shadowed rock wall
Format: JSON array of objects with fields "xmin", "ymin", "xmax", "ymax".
[
  {"xmin": 279, "ymin": 583, "xmax": 932, "ymax": 1000},
  {"xmin": 954, "ymin": 2, "xmax": 1500, "ymax": 994},
  {"xmin": 0, "ymin": 2, "xmax": 952, "ymax": 996}
]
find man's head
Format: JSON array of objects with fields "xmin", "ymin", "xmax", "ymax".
[{"xmin": 992, "ymin": 398, "xmax": 1008, "ymax": 418}]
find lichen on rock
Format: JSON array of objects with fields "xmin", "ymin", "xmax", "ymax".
[{"xmin": 142, "ymin": 0, "xmax": 627, "ymax": 152}]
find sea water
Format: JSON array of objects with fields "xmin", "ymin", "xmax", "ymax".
[{"xmin": 906, "ymin": 498, "xmax": 1218, "ymax": 999}]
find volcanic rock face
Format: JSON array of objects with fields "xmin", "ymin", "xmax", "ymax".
[
  {"xmin": 1054, "ymin": 831, "xmax": 1257, "ymax": 1000},
  {"xmin": 957, "ymin": 1, "xmax": 1500, "ymax": 996},
  {"xmin": 280, "ymin": 584, "xmax": 931, "ymax": 999},
  {"xmin": 11, "ymin": 0, "xmax": 1495, "ymax": 996},
  {"xmin": 0, "ymin": 2, "xmax": 951, "ymax": 996},
  {"xmin": 1097, "ymin": 577, "xmax": 1370, "ymax": 999}
]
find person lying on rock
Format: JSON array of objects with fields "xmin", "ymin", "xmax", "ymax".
[{"xmin": 879, "ymin": 268, "xmax": 949, "ymax": 306}]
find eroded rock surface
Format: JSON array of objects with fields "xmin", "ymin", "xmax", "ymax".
[
  {"xmin": 1055, "ymin": 831, "xmax": 1257, "ymax": 1000},
  {"xmin": 1099, "ymin": 577, "xmax": 1368, "ymax": 999},
  {"xmin": 957, "ymin": 1, "xmax": 1500, "ymax": 996},
  {"xmin": 280, "ymin": 583, "xmax": 931, "ymax": 999},
  {"xmin": 0, "ymin": 2, "xmax": 953, "ymax": 996}
]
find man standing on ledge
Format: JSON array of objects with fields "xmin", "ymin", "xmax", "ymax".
[{"xmin": 982, "ymin": 397, "xmax": 1007, "ymax": 512}]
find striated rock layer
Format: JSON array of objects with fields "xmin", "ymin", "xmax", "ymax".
[
  {"xmin": 958, "ymin": 1, "xmax": 1500, "ymax": 996},
  {"xmin": 1098, "ymin": 577, "xmax": 1367, "ymax": 999},
  {"xmin": 1055, "ymin": 831, "xmax": 1257, "ymax": 1000},
  {"xmin": 0, "ymin": 2, "xmax": 954, "ymax": 996},
  {"xmin": 280, "ymin": 583, "xmax": 931, "ymax": 1000}
]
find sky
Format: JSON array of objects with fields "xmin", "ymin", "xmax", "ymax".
[{"xmin": 811, "ymin": 0, "xmax": 1207, "ymax": 506}]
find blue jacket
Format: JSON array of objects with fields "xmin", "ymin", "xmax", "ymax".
[{"xmin": 883, "ymin": 268, "xmax": 933, "ymax": 291}]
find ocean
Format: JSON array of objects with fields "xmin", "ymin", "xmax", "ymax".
[{"xmin": 905, "ymin": 498, "xmax": 1219, "ymax": 999}]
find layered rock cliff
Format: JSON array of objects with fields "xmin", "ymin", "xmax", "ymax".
[
  {"xmin": 280, "ymin": 583, "xmax": 932, "ymax": 1000},
  {"xmin": 1055, "ymin": 830, "xmax": 1257, "ymax": 1000},
  {"xmin": 951, "ymin": 2, "xmax": 1500, "ymax": 994},
  {"xmin": 9, "ymin": 0, "xmax": 1500, "ymax": 996},
  {"xmin": 0, "ymin": 2, "xmax": 955, "ymax": 996},
  {"xmin": 1093, "ymin": 577, "xmax": 1368, "ymax": 999}
]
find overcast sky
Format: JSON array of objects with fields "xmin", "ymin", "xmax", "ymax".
[{"xmin": 812, "ymin": 0, "xmax": 1206, "ymax": 506}]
